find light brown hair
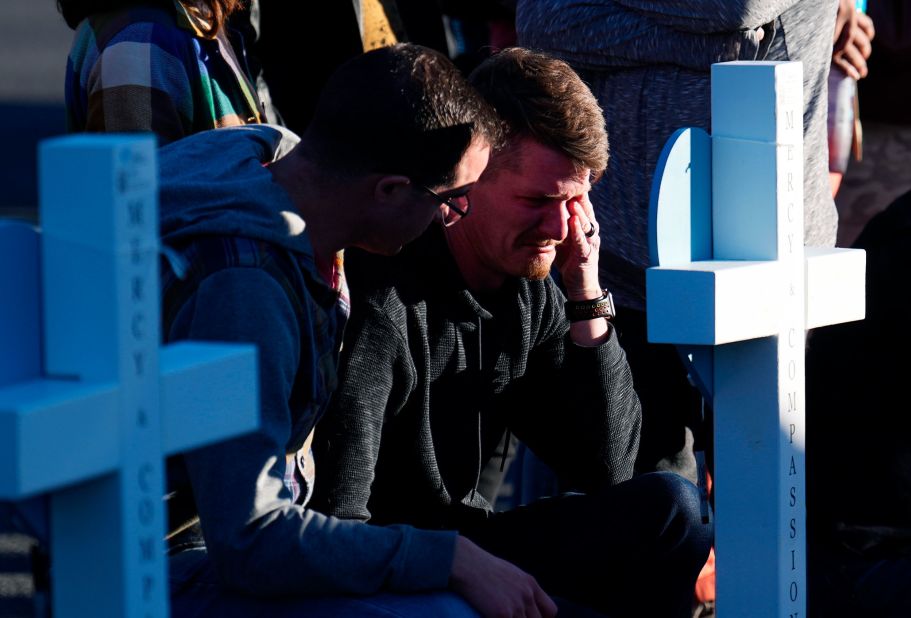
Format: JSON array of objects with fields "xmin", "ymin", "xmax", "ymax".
[
  {"xmin": 469, "ymin": 47, "xmax": 608, "ymax": 181},
  {"xmin": 182, "ymin": 0, "xmax": 243, "ymax": 36}
]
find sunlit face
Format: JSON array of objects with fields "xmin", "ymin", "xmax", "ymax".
[{"xmin": 462, "ymin": 137, "xmax": 590, "ymax": 280}]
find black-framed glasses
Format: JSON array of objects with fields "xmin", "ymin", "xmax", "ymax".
[{"xmin": 418, "ymin": 184, "xmax": 471, "ymax": 227}]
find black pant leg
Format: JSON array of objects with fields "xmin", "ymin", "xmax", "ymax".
[{"xmin": 460, "ymin": 472, "xmax": 713, "ymax": 618}]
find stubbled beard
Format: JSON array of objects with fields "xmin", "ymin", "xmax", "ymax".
[
  {"xmin": 514, "ymin": 231, "xmax": 559, "ymax": 280},
  {"xmin": 521, "ymin": 254, "xmax": 553, "ymax": 280}
]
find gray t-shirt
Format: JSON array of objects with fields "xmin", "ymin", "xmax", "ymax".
[{"xmin": 518, "ymin": 0, "xmax": 838, "ymax": 310}]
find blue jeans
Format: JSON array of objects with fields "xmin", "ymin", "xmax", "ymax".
[{"xmin": 169, "ymin": 547, "xmax": 479, "ymax": 618}]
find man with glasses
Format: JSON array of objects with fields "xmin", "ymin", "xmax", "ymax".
[
  {"xmin": 313, "ymin": 48, "xmax": 713, "ymax": 617},
  {"xmin": 156, "ymin": 44, "xmax": 559, "ymax": 617},
  {"xmin": 417, "ymin": 184, "xmax": 471, "ymax": 225}
]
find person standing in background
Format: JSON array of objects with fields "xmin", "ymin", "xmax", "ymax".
[
  {"xmin": 61, "ymin": 0, "xmax": 264, "ymax": 144},
  {"xmin": 828, "ymin": 0, "xmax": 875, "ymax": 196}
]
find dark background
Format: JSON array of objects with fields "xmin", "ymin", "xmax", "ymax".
[{"xmin": 0, "ymin": 1, "xmax": 70, "ymax": 224}]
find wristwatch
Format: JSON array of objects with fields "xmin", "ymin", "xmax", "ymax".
[{"xmin": 565, "ymin": 290, "xmax": 615, "ymax": 322}]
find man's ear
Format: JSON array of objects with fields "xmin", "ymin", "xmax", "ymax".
[{"xmin": 374, "ymin": 175, "xmax": 412, "ymax": 203}]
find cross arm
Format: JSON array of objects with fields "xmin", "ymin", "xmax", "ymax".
[
  {"xmin": 646, "ymin": 260, "xmax": 783, "ymax": 345},
  {"xmin": 0, "ymin": 379, "xmax": 120, "ymax": 499},
  {"xmin": 0, "ymin": 342, "xmax": 258, "ymax": 500}
]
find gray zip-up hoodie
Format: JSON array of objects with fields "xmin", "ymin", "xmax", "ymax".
[{"xmin": 157, "ymin": 125, "xmax": 457, "ymax": 597}]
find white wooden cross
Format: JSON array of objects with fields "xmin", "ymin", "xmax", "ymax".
[
  {"xmin": 646, "ymin": 62, "xmax": 866, "ymax": 617},
  {"xmin": 0, "ymin": 134, "xmax": 260, "ymax": 618}
]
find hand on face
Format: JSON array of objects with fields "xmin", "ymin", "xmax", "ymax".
[{"xmin": 554, "ymin": 192, "xmax": 602, "ymax": 301}]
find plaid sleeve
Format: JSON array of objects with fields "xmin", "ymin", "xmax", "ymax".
[{"xmin": 81, "ymin": 20, "xmax": 196, "ymax": 144}]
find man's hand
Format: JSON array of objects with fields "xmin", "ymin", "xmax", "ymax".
[
  {"xmin": 554, "ymin": 193, "xmax": 601, "ymax": 302},
  {"xmin": 554, "ymin": 193, "xmax": 611, "ymax": 346},
  {"xmin": 833, "ymin": 0, "xmax": 875, "ymax": 80},
  {"xmin": 833, "ymin": 0, "xmax": 858, "ymax": 47},
  {"xmin": 449, "ymin": 536, "xmax": 558, "ymax": 618}
]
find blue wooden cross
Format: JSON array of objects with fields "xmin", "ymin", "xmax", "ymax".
[
  {"xmin": 647, "ymin": 62, "xmax": 866, "ymax": 617},
  {"xmin": 0, "ymin": 134, "xmax": 260, "ymax": 618}
]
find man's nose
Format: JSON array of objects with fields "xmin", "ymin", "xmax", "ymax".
[{"xmin": 539, "ymin": 201, "xmax": 569, "ymax": 241}]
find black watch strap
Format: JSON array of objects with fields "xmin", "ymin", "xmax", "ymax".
[{"xmin": 564, "ymin": 290, "xmax": 615, "ymax": 322}]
